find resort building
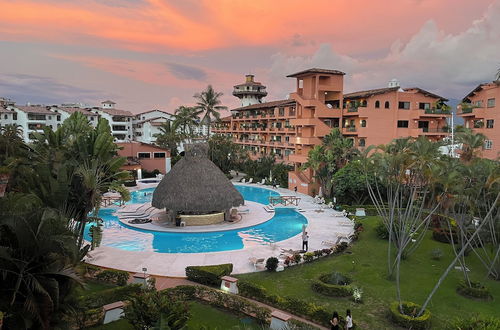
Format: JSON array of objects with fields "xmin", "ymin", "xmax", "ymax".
[
  {"xmin": 459, "ymin": 81, "xmax": 499, "ymax": 160},
  {"xmin": 213, "ymin": 69, "xmax": 451, "ymax": 195},
  {"xmin": 233, "ymin": 74, "xmax": 268, "ymax": 107},
  {"xmin": 91, "ymin": 101, "xmax": 134, "ymax": 142},
  {"xmin": 116, "ymin": 141, "xmax": 171, "ymax": 178},
  {"xmin": 53, "ymin": 106, "xmax": 99, "ymax": 127},
  {"xmin": 5, "ymin": 105, "xmax": 60, "ymax": 141},
  {"xmin": 133, "ymin": 109, "xmax": 175, "ymax": 144}
]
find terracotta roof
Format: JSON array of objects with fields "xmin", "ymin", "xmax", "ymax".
[
  {"xmin": 116, "ymin": 141, "xmax": 169, "ymax": 151},
  {"xmin": 101, "ymin": 100, "xmax": 116, "ymax": 104},
  {"xmin": 463, "ymin": 81, "xmax": 500, "ymax": 101},
  {"xmin": 136, "ymin": 109, "xmax": 174, "ymax": 116},
  {"xmin": 56, "ymin": 107, "xmax": 96, "ymax": 116},
  {"xmin": 0, "ymin": 107, "xmax": 12, "ymax": 113},
  {"xmin": 234, "ymin": 81, "xmax": 264, "ymax": 87},
  {"xmin": 403, "ymin": 88, "xmax": 448, "ymax": 101},
  {"xmin": 287, "ymin": 68, "xmax": 345, "ymax": 78},
  {"xmin": 343, "ymin": 87, "xmax": 400, "ymax": 99},
  {"xmin": 221, "ymin": 115, "xmax": 232, "ymax": 122},
  {"xmin": 231, "ymin": 99, "xmax": 295, "ymax": 112},
  {"xmin": 136, "ymin": 116, "xmax": 169, "ymax": 124},
  {"xmin": 97, "ymin": 108, "xmax": 134, "ymax": 116},
  {"xmin": 15, "ymin": 105, "xmax": 54, "ymax": 115}
]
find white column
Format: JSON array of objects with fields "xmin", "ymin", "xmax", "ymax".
[
  {"xmin": 137, "ymin": 168, "xmax": 142, "ymax": 180},
  {"xmin": 165, "ymin": 157, "xmax": 171, "ymax": 173}
]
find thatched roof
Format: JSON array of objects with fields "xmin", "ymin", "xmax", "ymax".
[{"xmin": 152, "ymin": 143, "xmax": 243, "ymax": 213}]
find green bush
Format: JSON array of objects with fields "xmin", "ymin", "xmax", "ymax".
[
  {"xmin": 389, "ymin": 301, "xmax": 431, "ymax": 329},
  {"xmin": 265, "ymin": 257, "xmax": 279, "ymax": 272},
  {"xmin": 288, "ymin": 318, "xmax": 321, "ymax": 329},
  {"xmin": 237, "ymin": 281, "xmax": 268, "ymax": 300},
  {"xmin": 124, "ymin": 180, "xmax": 137, "ymax": 187},
  {"xmin": 78, "ymin": 284, "xmax": 143, "ymax": 309},
  {"xmin": 430, "ymin": 248, "xmax": 443, "ymax": 260},
  {"xmin": 456, "ymin": 281, "xmax": 492, "ymax": 300},
  {"xmin": 293, "ymin": 254, "xmax": 302, "ymax": 263},
  {"xmin": 335, "ymin": 242, "xmax": 348, "ymax": 253},
  {"xmin": 311, "ymin": 273, "xmax": 353, "ymax": 297},
  {"xmin": 432, "ymin": 228, "xmax": 458, "ymax": 244},
  {"xmin": 447, "ymin": 315, "xmax": 500, "ymax": 330},
  {"xmin": 95, "ymin": 269, "xmax": 130, "ymax": 286},
  {"xmin": 322, "ymin": 272, "xmax": 352, "ymax": 286},
  {"xmin": 375, "ymin": 221, "xmax": 389, "ymax": 239},
  {"xmin": 185, "ymin": 263, "xmax": 233, "ymax": 286},
  {"xmin": 303, "ymin": 252, "xmax": 314, "ymax": 263}
]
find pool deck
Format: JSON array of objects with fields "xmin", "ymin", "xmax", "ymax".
[{"xmin": 86, "ymin": 183, "xmax": 354, "ymax": 277}]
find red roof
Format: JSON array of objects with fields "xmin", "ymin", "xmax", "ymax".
[
  {"xmin": 230, "ymin": 99, "xmax": 295, "ymax": 112},
  {"xmin": 97, "ymin": 108, "xmax": 134, "ymax": 117},
  {"xmin": 15, "ymin": 105, "xmax": 54, "ymax": 115},
  {"xmin": 287, "ymin": 68, "xmax": 345, "ymax": 78}
]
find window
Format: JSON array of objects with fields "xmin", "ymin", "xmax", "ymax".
[
  {"xmin": 474, "ymin": 100, "xmax": 483, "ymax": 107},
  {"xmin": 90, "ymin": 117, "xmax": 94, "ymax": 121},
  {"xmin": 384, "ymin": 101, "xmax": 390, "ymax": 109},
  {"xmin": 487, "ymin": 98, "xmax": 496, "ymax": 107},
  {"xmin": 360, "ymin": 120, "xmax": 367, "ymax": 127},
  {"xmin": 57, "ymin": 115, "xmax": 61, "ymax": 121},
  {"xmin": 48, "ymin": 116, "xmax": 52, "ymax": 120},
  {"xmin": 398, "ymin": 101, "xmax": 410, "ymax": 109},
  {"xmin": 154, "ymin": 152, "xmax": 166, "ymax": 158},
  {"xmin": 375, "ymin": 101, "xmax": 380, "ymax": 108},
  {"xmin": 360, "ymin": 100, "xmax": 367, "ymax": 107},
  {"xmin": 397, "ymin": 120, "xmax": 409, "ymax": 128},
  {"xmin": 137, "ymin": 152, "xmax": 151, "ymax": 159},
  {"xmin": 359, "ymin": 138, "xmax": 366, "ymax": 147},
  {"xmin": 484, "ymin": 140, "xmax": 493, "ymax": 150},
  {"xmin": 278, "ymin": 108, "xmax": 285, "ymax": 116},
  {"xmin": 486, "ymin": 119, "xmax": 494, "ymax": 128},
  {"xmin": 3, "ymin": 115, "xmax": 7, "ymax": 119},
  {"xmin": 419, "ymin": 103, "xmax": 431, "ymax": 110}
]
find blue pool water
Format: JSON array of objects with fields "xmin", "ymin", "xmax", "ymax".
[{"xmin": 85, "ymin": 185, "xmax": 307, "ymax": 253}]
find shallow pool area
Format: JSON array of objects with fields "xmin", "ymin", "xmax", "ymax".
[{"xmin": 85, "ymin": 185, "xmax": 307, "ymax": 253}]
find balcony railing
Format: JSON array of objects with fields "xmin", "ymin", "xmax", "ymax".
[
  {"xmin": 424, "ymin": 108, "xmax": 451, "ymax": 114},
  {"xmin": 419, "ymin": 127, "xmax": 451, "ymax": 133},
  {"xmin": 346, "ymin": 126, "xmax": 357, "ymax": 132},
  {"xmin": 346, "ymin": 107, "xmax": 358, "ymax": 113}
]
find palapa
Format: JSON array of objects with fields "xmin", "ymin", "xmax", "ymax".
[{"xmin": 152, "ymin": 143, "xmax": 243, "ymax": 213}]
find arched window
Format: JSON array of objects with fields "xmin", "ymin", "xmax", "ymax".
[
  {"xmin": 375, "ymin": 101, "xmax": 380, "ymax": 108},
  {"xmin": 361, "ymin": 120, "xmax": 367, "ymax": 127},
  {"xmin": 385, "ymin": 101, "xmax": 390, "ymax": 109},
  {"xmin": 359, "ymin": 138, "xmax": 366, "ymax": 147}
]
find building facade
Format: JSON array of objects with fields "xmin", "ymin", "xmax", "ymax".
[
  {"xmin": 91, "ymin": 101, "xmax": 134, "ymax": 142},
  {"xmin": 459, "ymin": 81, "xmax": 499, "ymax": 160},
  {"xmin": 116, "ymin": 141, "xmax": 171, "ymax": 176},
  {"xmin": 214, "ymin": 69, "xmax": 451, "ymax": 195},
  {"xmin": 133, "ymin": 109, "xmax": 175, "ymax": 144}
]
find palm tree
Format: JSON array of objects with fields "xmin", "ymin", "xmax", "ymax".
[
  {"xmin": 0, "ymin": 124, "xmax": 25, "ymax": 160},
  {"xmin": 456, "ymin": 128, "xmax": 486, "ymax": 163},
  {"xmin": 0, "ymin": 196, "xmax": 81, "ymax": 329},
  {"xmin": 193, "ymin": 85, "xmax": 227, "ymax": 137},
  {"xmin": 154, "ymin": 121, "xmax": 181, "ymax": 156},
  {"xmin": 495, "ymin": 67, "xmax": 500, "ymax": 81},
  {"xmin": 172, "ymin": 106, "xmax": 199, "ymax": 139}
]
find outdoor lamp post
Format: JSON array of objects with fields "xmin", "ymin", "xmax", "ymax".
[{"xmin": 142, "ymin": 267, "xmax": 147, "ymax": 286}]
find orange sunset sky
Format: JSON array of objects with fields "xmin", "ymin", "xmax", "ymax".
[{"xmin": 1, "ymin": 0, "xmax": 499, "ymax": 113}]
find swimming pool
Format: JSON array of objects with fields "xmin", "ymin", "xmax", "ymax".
[{"xmin": 85, "ymin": 185, "xmax": 307, "ymax": 253}]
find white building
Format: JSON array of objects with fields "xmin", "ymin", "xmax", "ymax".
[
  {"xmin": 7, "ymin": 105, "xmax": 60, "ymax": 141},
  {"xmin": 134, "ymin": 109, "xmax": 175, "ymax": 144},
  {"xmin": 92, "ymin": 101, "xmax": 134, "ymax": 142},
  {"xmin": 53, "ymin": 106, "xmax": 99, "ymax": 127}
]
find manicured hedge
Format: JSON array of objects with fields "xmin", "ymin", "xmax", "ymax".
[
  {"xmin": 389, "ymin": 301, "xmax": 431, "ymax": 330},
  {"xmin": 238, "ymin": 280, "xmax": 332, "ymax": 327},
  {"xmin": 164, "ymin": 285, "xmax": 270, "ymax": 323},
  {"xmin": 432, "ymin": 228, "xmax": 458, "ymax": 244},
  {"xmin": 456, "ymin": 281, "xmax": 492, "ymax": 300},
  {"xmin": 95, "ymin": 269, "xmax": 130, "ymax": 286},
  {"xmin": 447, "ymin": 315, "xmax": 500, "ymax": 329},
  {"xmin": 78, "ymin": 284, "xmax": 143, "ymax": 309},
  {"xmin": 311, "ymin": 273, "xmax": 354, "ymax": 297},
  {"xmin": 185, "ymin": 263, "xmax": 233, "ymax": 286}
]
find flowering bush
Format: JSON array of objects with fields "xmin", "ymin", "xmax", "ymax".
[{"xmin": 352, "ymin": 287, "xmax": 363, "ymax": 303}]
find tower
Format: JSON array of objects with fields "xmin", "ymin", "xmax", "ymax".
[{"xmin": 232, "ymin": 74, "xmax": 268, "ymax": 107}]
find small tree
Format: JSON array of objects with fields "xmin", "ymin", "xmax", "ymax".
[{"xmin": 265, "ymin": 257, "xmax": 279, "ymax": 271}]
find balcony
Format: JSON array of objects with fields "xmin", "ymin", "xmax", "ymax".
[
  {"xmin": 424, "ymin": 108, "xmax": 451, "ymax": 115},
  {"xmin": 342, "ymin": 126, "xmax": 357, "ymax": 134},
  {"xmin": 292, "ymin": 136, "xmax": 322, "ymax": 145}
]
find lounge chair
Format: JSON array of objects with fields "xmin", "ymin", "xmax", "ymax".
[
  {"xmin": 248, "ymin": 178, "xmax": 253, "ymax": 184},
  {"xmin": 249, "ymin": 257, "xmax": 265, "ymax": 270},
  {"xmin": 241, "ymin": 178, "xmax": 246, "ymax": 183},
  {"xmin": 258, "ymin": 179, "xmax": 265, "ymax": 185}
]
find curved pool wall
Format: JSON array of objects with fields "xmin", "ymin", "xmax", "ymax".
[{"xmin": 85, "ymin": 185, "xmax": 307, "ymax": 253}]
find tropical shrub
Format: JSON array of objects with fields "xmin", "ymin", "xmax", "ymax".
[
  {"xmin": 352, "ymin": 287, "xmax": 363, "ymax": 303},
  {"xmin": 456, "ymin": 281, "xmax": 492, "ymax": 300},
  {"xmin": 95, "ymin": 269, "xmax": 130, "ymax": 286},
  {"xmin": 265, "ymin": 257, "xmax": 279, "ymax": 272},
  {"xmin": 293, "ymin": 253, "xmax": 302, "ymax": 264},
  {"xmin": 430, "ymin": 248, "xmax": 443, "ymax": 260},
  {"xmin": 335, "ymin": 242, "xmax": 349, "ymax": 253},
  {"xmin": 375, "ymin": 221, "xmax": 389, "ymax": 239},
  {"xmin": 185, "ymin": 263, "xmax": 233, "ymax": 286},
  {"xmin": 389, "ymin": 301, "xmax": 431, "ymax": 329},
  {"xmin": 446, "ymin": 315, "xmax": 500, "ymax": 330},
  {"xmin": 303, "ymin": 252, "xmax": 315, "ymax": 262},
  {"xmin": 77, "ymin": 284, "xmax": 143, "ymax": 309},
  {"xmin": 311, "ymin": 273, "xmax": 354, "ymax": 297}
]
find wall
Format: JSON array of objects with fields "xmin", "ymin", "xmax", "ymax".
[{"xmin": 117, "ymin": 142, "xmax": 170, "ymax": 173}]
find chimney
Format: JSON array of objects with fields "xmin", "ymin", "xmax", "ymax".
[{"xmin": 388, "ymin": 78, "xmax": 400, "ymax": 88}]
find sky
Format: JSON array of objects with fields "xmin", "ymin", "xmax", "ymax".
[{"xmin": 1, "ymin": 0, "xmax": 499, "ymax": 115}]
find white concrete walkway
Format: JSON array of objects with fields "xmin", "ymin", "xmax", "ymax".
[{"xmin": 87, "ymin": 183, "xmax": 354, "ymax": 277}]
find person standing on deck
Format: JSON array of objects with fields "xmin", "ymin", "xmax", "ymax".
[{"xmin": 302, "ymin": 231, "xmax": 309, "ymax": 252}]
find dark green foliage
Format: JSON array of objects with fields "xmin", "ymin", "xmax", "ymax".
[
  {"xmin": 375, "ymin": 221, "xmax": 389, "ymax": 239},
  {"xmin": 447, "ymin": 315, "xmax": 500, "ymax": 330},
  {"xmin": 78, "ymin": 284, "xmax": 143, "ymax": 309},
  {"xmin": 335, "ymin": 242, "xmax": 349, "ymax": 253},
  {"xmin": 457, "ymin": 281, "xmax": 492, "ymax": 300},
  {"xmin": 303, "ymin": 252, "xmax": 315, "ymax": 263},
  {"xmin": 237, "ymin": 280, "xmax": 332, "ymax": 327},
  {"xmin": 430, "ymin": 248, "xmax": 443, "ymax": 260},
  {"xmin": 265, "ymin": 257, "xmax": 279, "ymax": 271},
  {"xmin": 332, "ymin": 161, "xmax": 378, "ymax": 204},
  {"xmin": 95, "ymin": 269, "xmax": 130, "ymax": 286},
  {"xmin": 311, "ymin": 273, "xmax": 354, "ymax": 297},
  {"xmin": 124, "ymin": 180, "xmax": 137, "ymax": 187},
  {"xmin": 141, "ymin": 169, "xmax": 160, "ymax": 178},
  {"xmin": 389, "ymin": 301, "xmax": 431, "ymax": 329},
  {"xmin": 432, "ymin": 228, "xmax": 457, "ymax": 244},
  {"xmin": 185, "ymin": 264, "xmax": 233, "ymax": 286},
  {"xmin": 293, "ymin": 253, "xmax": 302, "ymax": 263},
  {"xmin": 242, "ymin": 155, "xmax": 292, "ymax": 188},
  {"xmin": 208, "ymin": 135, "xmax": 248, "ymax": 174},
  {"xmin": 164, "ymin": 285, "xmax": 271, "ymax": 324},
  {"xmin": 123, "ymin": 290, "xmax": 190, "ymax": 330}
]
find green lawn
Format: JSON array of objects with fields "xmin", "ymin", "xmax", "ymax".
[{"xmin": 237, "ymin": 216, "xmax": 500, "ymax": 329}]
